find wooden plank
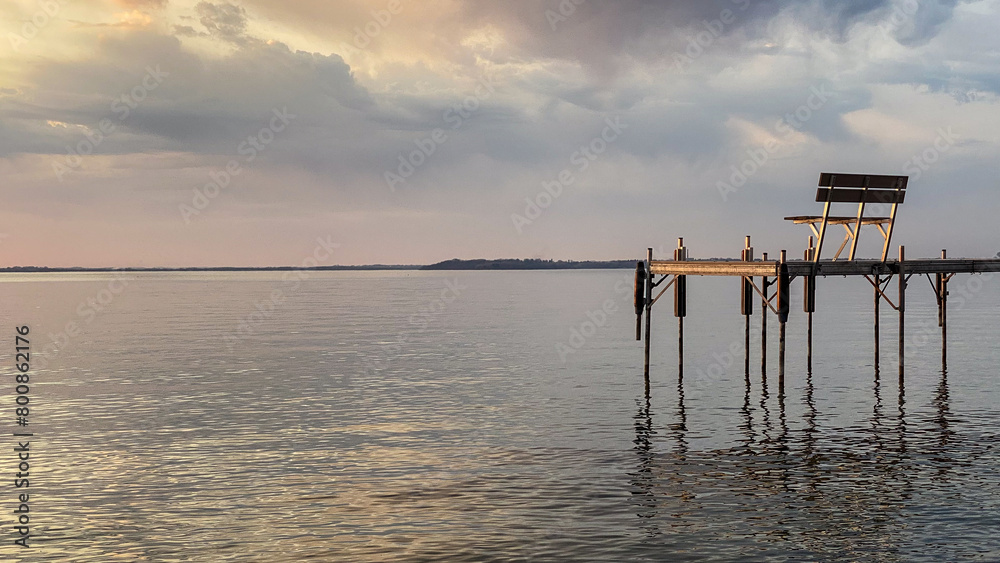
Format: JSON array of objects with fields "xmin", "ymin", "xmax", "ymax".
[
  {"xmin": 650, "ymin": 260, "xmax": 778, "ymax": 277},
  {"xmin": 815, "ymin": 188, "xmax": 906, "ymax": 204},
  {"xmin": 788, "ymin": 258, "xmax": 1000, "ymax": 276},
  {"xmin": 818, "ymin": 173, "xmax": 908, "ymax": 189},
  {"xmin": 900, "ymin": 259, "xmax": 1000, "ymax": 274}
]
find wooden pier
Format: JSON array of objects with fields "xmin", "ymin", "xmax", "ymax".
[{"xmin": 635, "ymin": 172, "xmax": 1000, "ymax": 383}]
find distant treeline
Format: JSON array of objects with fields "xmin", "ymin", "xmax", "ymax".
[
  {"xmin": 0, "ymin": 265, "xmax": 421, "ymax": 272},
  {"xmin": 421, "ymin": 259, "xmax": 636, "ymax": 270},
  {"xmin": 1, "ymin": 260, "xmax": 650, "ymax": 272}
]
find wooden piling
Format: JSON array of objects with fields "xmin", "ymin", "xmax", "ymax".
[
  {"xmin": 807, "ymin": 313, "xmax": 813, "ymax": 373},
  {"xmin": 874, "ymin": 272, "xmax": 880, "ymax": 367},
  {"xmin": 898, "ymin": 245, "xmax": 906, "ymax": 380},
  {"xmin": 678, "ymin": 317, "xmax": 684, "ymax": 380},
  {"xmin": 740, "ymin": 235, "xmax": 754, "ymax": 375},
  {"xmin": 778, "ymin": 250, "xmax": 788, "ymax": 386},
  {"xmin": 743, "ymin": 236, "xmax": 754, "ymax": 376},
  {"xmin": 675, "ymin": 239, "xmax": 687, "ymax": 380},
  {"xmin": 804, "ymin": 239, "xmax": 815, "ymax": 372},
  {"xmin": 745, "ymin": 316, "xmax": 751, "ymax": 377},
  {"xmin": 643, "ymin": 248, "xmax": 653, "ymax": 379},
  {"xmin": 761, "ymin": 252, "xmax": 768, "ymax": 376},
  {"xmin": 938, "ymin": 250, "xmax": 949, "ymax": 371}
]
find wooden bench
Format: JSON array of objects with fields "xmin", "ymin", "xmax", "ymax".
[{"xmin": 785, "ymin": 173, "xmax": 908, "ymax": 262}]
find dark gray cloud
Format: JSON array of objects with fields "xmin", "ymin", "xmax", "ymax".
[
  {"xmin": 455, "ymin": 0, "xmax": 970, "ymax": 75},
  {"xmin": 0, "ymin": 26, "xmax": 374, "ymax": 158},
  {"xmin": 893, "ymin": 0, "xmax": 962, "ymax": 45}
]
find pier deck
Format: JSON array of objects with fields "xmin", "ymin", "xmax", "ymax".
[
  {"xmin": 635, "ymin": 171, "xmax": 1000, "ymax": 387},
  {"xmin": 650, "ymin": 258, "xmax": 1000, "ymax": 278}
]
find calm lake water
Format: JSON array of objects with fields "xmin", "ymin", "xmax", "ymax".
[{"xmin": 1, "ymin": 269, "xmax": 999, "ymax": 561}]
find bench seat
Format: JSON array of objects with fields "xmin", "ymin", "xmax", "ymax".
[
  {"xmin": 784, "ymin": 216, "xmax": 890, "ymax": 225},
  {"xmin": 789, "ymin": 172, "xmax": 909, "ymax": 262}
]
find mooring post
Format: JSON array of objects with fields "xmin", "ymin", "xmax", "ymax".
[
  {"xmin": 742, "ymin": 236, "xmax": 753, "ymax": 377},
  {"xmin": 643, "ymin": 247, "xmax": 653, "ymax": 379},
  {"xmin": 761, "ymin": 252, "xmax": 769, "ymax": 376},
  {"xmin": 778, "ymin": 250, "xmax": 789, "ymax": 388},
  {"xmin": 898, "ymin": 245, "xmax": 906, "ymax": 380},
  {"xmin": 675, "ymin": 238, "xmax": 687, "ymax": 380}
]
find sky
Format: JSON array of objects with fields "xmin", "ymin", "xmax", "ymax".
[{"xmin": 1, "ymin": 0, "xmax": 999, "ymax": 267}]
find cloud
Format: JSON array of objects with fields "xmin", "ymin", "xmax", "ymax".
[
  {"xmin": 0, "ymin": 0, "xmax": 997, "ymax": 266},
  {"xmin": 196, "ymin": 1, "xmax": 251, "ymax": 43}
]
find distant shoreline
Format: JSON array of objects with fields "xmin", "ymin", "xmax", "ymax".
[{"xmin": 0, "ymin": 259, "xmax": 640, "ymax": 273}]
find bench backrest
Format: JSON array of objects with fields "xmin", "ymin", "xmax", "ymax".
[{"xmin": 816, "ymin": 173, "xmax": 908, "ymax": 204}]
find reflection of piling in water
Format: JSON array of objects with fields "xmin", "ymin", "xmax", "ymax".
[
  {"xmin": 630, "ymin": 393, "xmax": 657, "ymax": 525},
  {"xmin": 627, "ymin": 361, "xmax": 964, "ymax": 559}
]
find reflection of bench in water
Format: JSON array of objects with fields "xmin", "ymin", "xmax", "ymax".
[{"xmin": 633, "ymin": 171, "xmax": 1000, "ymax": 386}]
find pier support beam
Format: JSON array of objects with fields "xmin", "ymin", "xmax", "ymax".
[{"xmin": 643, "ymin": 248, "xmax": 652, "ymax": 380}]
